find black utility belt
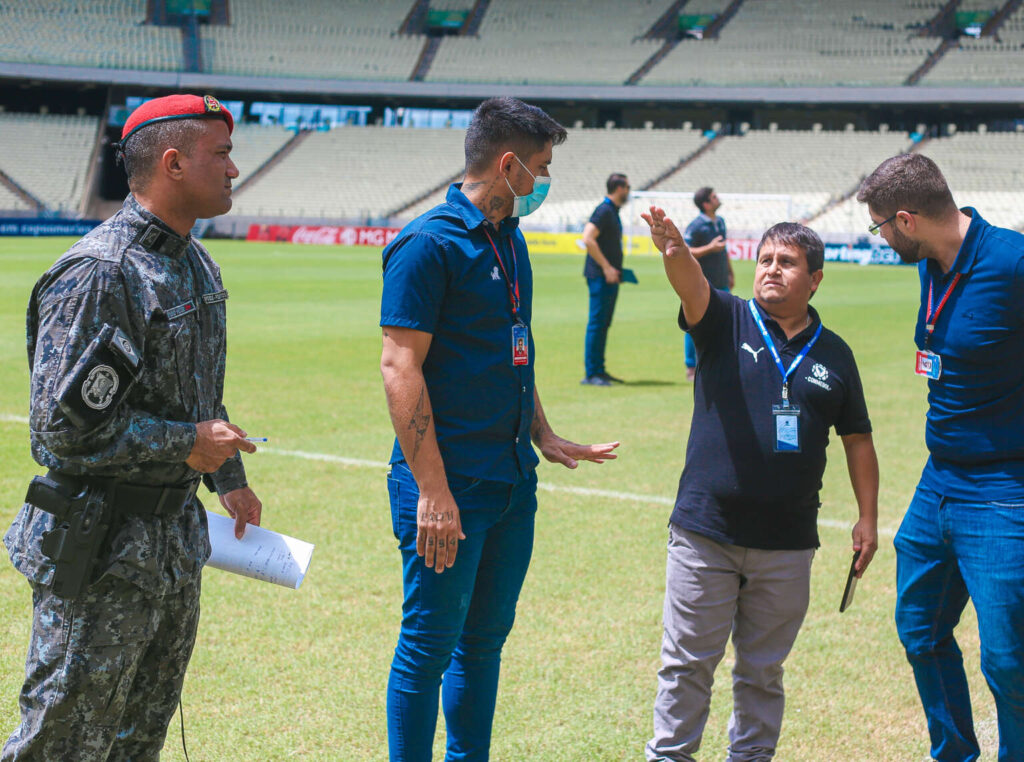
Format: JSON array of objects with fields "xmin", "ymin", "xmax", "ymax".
[{"xmin": 28, "ymin": 469, "xmax": 200, "ymax": 521}]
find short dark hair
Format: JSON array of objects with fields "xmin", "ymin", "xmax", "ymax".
[
  {"xmin": 122, "ymin": 119, "xmax": 206, "ymax": 191},
  {"xmin": 856, "ymin": 154, "xmax": 957, "ymax": 220},
  {"xmin": 464, "ymin": 97, "xmax": 567, "ymax": 174},
  {"xmin": 757, "ymin": 222, "xmax": 825, "ymax": 274},
  {"xmin": 606, "ymin": 173, "xmax": 628, "ymax": 194},
  {"xmin": 693, "ymin": 186, "xmax": 714, "ymax": 211}
]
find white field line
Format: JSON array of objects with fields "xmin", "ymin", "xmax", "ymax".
[{"xmin": 0, "ymin": 416, "xmax": 897, "ymax": 537}]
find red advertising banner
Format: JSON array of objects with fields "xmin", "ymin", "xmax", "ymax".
[
  {"xmin": 728, "ymin": 239, "xmax": 760, "ymax": 261},
  {"xmin": 247, "ymin": 224, "xmax": 401, "ymax": 247}
]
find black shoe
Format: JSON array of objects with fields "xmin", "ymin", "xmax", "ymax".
[
  {"xmin": 580, "ymin": 375, "xmax": 612, "ymax": 387},
  {"xmin": 598, "ymin": 372, "xmax": 625, "ymax": 384}
]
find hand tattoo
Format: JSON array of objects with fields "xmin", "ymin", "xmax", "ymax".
[{"xmin": 408, "ymin": 385, "xmax": 431, "ymax": 462}]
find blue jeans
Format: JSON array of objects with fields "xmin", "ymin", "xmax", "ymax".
[
  {"xmin": 894, "ymin": 484, "xmax": 1024, "ymax": 762},
  {"xmin": 584, "ymin": 276, "xmax": 619, "ymax": 377},
  {"xmin": 685, "ymin": 286, "xmax": 729, "ymax": 369},
  {"xmin": 386, "ymin": 461, "xmax": 538, "ymax": 762}
]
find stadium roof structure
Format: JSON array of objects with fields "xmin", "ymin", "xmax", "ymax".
[{"xmin": 3, "ymin": 62, "xmax": 1024, "ymax": 107}]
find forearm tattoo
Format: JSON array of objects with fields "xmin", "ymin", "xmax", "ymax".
[{"xmin": 408, "ymin": 385, "xmax": 431, "ymax": 462}]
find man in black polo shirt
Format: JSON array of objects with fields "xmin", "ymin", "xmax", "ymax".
[
  {"xmin": 641, "ymin": 208, "xmax": 879, "ymax": 762},
  {"xmin": 580, "ymin": 173, "xmax": 630, "ymax": 386},
  {"xmin": 683, "ymin": 187, "xmax": 735, "ymax": 381}
]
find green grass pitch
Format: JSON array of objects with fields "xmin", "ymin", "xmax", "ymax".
[{"xmin": 0, "ymin": 238, "xmax": 998, "ymax": 760}]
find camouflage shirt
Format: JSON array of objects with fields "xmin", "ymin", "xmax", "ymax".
[{"xmin": 4, "ymin": 195, "xmax": 247, "ymax": 596}]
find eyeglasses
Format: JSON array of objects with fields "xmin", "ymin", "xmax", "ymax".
[{"xmin": 868, "ymin": 210, "xmax": 917, "ymax": 236}]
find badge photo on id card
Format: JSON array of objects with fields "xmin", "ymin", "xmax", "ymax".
[
  {"xmin": 915, "ymin": 349, "xmax": 942, "ymax": 380},
  {"xmin": 772, "ymin": 404, "xmax": 801, "ymax": 453},
  {"xmin": 512, "ymin": 322, "xmax": 529, "ymax": 366}
]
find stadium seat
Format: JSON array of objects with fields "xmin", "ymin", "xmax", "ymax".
[
  {"xmin": 424, "ymin": 0, "xmax": 667, "ymax": 85},
  {"xmin": 641, "ymin": 0, "xmax": 942, "ymax": 87},
  {"xmin": 228, "ymin": 126, "xmax": 467, "ymax": 220},
  {"xmin": 202, "ymin": 0, "xmax": 423, "ymax": 80},
  {"xmin": 0, "ymin": 0, "xmax": 182, "ymax": 71},
  {"xmin": 0, "ymin": 113, "xmax": 99, "ymax": 214}
]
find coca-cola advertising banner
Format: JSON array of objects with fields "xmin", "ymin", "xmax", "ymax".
[{"xmin": 247, "ymin": 224, "xmax": 400, "ymax": 247}]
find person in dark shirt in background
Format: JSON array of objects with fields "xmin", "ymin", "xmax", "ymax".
[
  {"xmin": 683, "ymin": 186, "xmax": 735, "ymax": 381},
  {"xmin": 581, "ymin": 173, "xmax": 630, "ymax": 386}
]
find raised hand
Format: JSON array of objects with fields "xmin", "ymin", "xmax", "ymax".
[{"xmin": 641, "ymin": 206, "xmax": 690, "ymax": 259}]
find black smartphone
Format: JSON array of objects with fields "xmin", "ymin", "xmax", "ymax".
[{"xmin": 839, "ymin": 550, "xmax": 862, "ymax": 613}]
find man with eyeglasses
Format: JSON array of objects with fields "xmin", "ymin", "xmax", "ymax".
[{"xmin": 858, "ymin": 153, "xmax": 1024, "ymax": 762}]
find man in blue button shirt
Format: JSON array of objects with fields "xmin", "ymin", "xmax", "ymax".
[
  {"xmin": 379, "ymin": 97, "xmax": 619, "ymax": 762},
  {"xmin": 859, "ymin": 153, "xmax": 1024, "ymax": 762},
  {"xmin": 580, "ymin": 172, "xmax": 630, "ymax": 386}
]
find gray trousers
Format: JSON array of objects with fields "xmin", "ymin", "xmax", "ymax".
[
  {"xmin": 646, "ymin": 525, "xmax": 814, "ymax": 762},
  {"xmin": 2, "ymin": 574, "xmax": 201, "ymax": 762}
]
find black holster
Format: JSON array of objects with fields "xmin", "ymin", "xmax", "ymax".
[
  {"xmin": 28, "ymin": 475, "xmax": 112, "ymax": 600},
  {"xmin": 26, "ymin": 471, "xmax": 200, "ymax": 600}
]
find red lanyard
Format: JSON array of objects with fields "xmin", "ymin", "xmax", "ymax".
[
  {"xmin": 925, "ymin": 273, "xmax": 962, "ymax": 346},
  {"xmin": 482, "ymin": 228, "xmax": 520, "ymax": 318}
]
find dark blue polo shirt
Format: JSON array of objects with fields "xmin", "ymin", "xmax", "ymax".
[
  {"xmin": 684, "ymin": 213, "xmax": 731, "ymax": 290},
  {"xmin": 583, "ymin": 197, "xmax": 623, "ymax": 279},
  {"xmin": 673, "ymin": 289, "xmax": 872, "ymax": 550},
  {"xmin": 380, "ymin": 184, "xmax": 538, "ymax": 484},
  {"xmin": 915, "ymin": 208, "xmax": 1024, "ymax": 501}
]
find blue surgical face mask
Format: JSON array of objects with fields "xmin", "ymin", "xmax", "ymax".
[{"xmin": 505, "ymin": 155, "xmax": 550, "ymax": 217}]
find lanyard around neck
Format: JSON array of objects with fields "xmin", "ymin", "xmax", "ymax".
[
  {"xmin": 924, "ymin": 273, "xmax": 961, "ymax": 348},
  {"xmin": 482, "ymin": 228, "xmax": 520, "ymax": 319},
  {"xmin": 748, "ymin": 299, "xmax": 823, "ymax": 403}
]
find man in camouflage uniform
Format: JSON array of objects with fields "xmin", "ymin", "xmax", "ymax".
[{"xmin": 2, "ymin": 94, "xmax": 262, "ymax": 761}]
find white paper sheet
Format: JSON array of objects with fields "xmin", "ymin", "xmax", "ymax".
[{"xmin": 205, "ymin": 511, "xmax": 315, "ymax": 589}]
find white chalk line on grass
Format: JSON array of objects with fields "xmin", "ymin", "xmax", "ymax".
[
  {"xmin": 257, "ymin": 447, "xmax": 899, "ymax": 537},
  {"xmin": 0, "ymin": 414, "xmax": 896, "ymax": 537}
]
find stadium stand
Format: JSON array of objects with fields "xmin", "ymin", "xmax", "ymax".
[
  {"xmin": 228, "ymin": 123, "xmax": 296, "ymax": 187},
  {"xmin": 0, "ymin": 183, "xmax": 32, "ymax": 214},
  {"xmin": 920, "ymin": 2, "xmax": 1024, "ymax": 86},
  {"xmin": 651, "ymin": 127, "xmax": 914, "ymax": 234},
  {"xmin": 228, "ymin": 126, "xmax": 466, "ymax": 219},
  {"xmin": 0, "ymin": 0, "xmax": 182, "ymax": 71},
  {"xmin": 201, "ymin": 0, "xmax": 423, "ymax": 80},
  {"xmin": 398, "ymin": 126, "xmax": 709, "ymax": 226},
  {"xmin": 424, "ymin": 0, "xmax": 667, "ymax": 85},
  {"xmin": 812, "ymin": 130, "xmax": 1024, "ymax": 233},
  {"xmin": 640, "ymin": 0, "xmax": 944, "ymax": 86},
  {"xmin": 0, "ymin": 113, "xmax": 98, "ymax": 213}
]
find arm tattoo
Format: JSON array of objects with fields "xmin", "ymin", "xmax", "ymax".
[{"xmin": 408, "ymin": 385, "xmax": 432, "ymax": 463}]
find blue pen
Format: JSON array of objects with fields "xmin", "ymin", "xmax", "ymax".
[{"xmin": 244, "ymin": 437, "xmax": 268, "ymax": 443}]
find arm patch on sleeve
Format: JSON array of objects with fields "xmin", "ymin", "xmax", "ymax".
[{"xmin": 56, "ymin": 324, "xmax": 141, "ymax": 430}]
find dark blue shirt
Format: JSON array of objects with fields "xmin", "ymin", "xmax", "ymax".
[
  {"xmin": 684, "ymin": 213, "xmax": 731, "ymax": 290},
  {"xmin": 380, "ymin": 184, "xmax": 538, "ymax": 484},
  {"xmin": 915, "ymin": 208, "xmax": 1024, "ymax": 501},
  {"xmin": 674, "ymin": 289, "xmax": 871, "ymax": 550},
  {"xmin": 584, "ymin": 197, "xmax": 624, "ymax": 279}
]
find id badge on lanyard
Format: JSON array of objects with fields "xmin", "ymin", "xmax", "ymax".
[
  {"xmin": 915, "ymin": 273, "xmax": 961, "ymax": 381},
  {"xmin": 484, "ymin": 228, "xmax": 530, "ymax": 368},
  {"xmin": 773, "ymin": 403, "xmax": 801, "ymax": 453},
  {"xmin": 512, "ymin": 320, "xmax": 529, "ymax": 366},
  {"xmin": 748, "ymin": 300, "xmax": 821, "ymax": 456}
]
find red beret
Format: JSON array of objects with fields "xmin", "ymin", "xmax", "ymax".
[{"xmin": 120, "ymin": 94, "xmax": 234, "ymax": 143}]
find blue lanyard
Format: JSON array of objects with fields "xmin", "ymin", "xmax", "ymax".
[{"xmin": 747, "ymin": 299, "xmax": 823, "ymax": 405}]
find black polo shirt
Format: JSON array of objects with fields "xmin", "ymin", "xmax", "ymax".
[
  {"xmin": 684, "ymin": 213, "xmax": 731, "ymax": 290},
  {"xmin": 673, "ymin": 289, "xmax": 871, "ymax": 550},
  {"xmin": 583, "ymin": 197, "xmax": 623, "ymax": 278}
]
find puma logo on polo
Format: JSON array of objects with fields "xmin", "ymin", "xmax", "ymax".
[{"xmin": 741, "ymin": 343, "xmax": 765, "ymax": 362}]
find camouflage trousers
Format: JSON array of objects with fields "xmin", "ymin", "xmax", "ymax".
[{"xmin": 2, "ymin": 572, "xmax": 201, "ymax": 762}]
